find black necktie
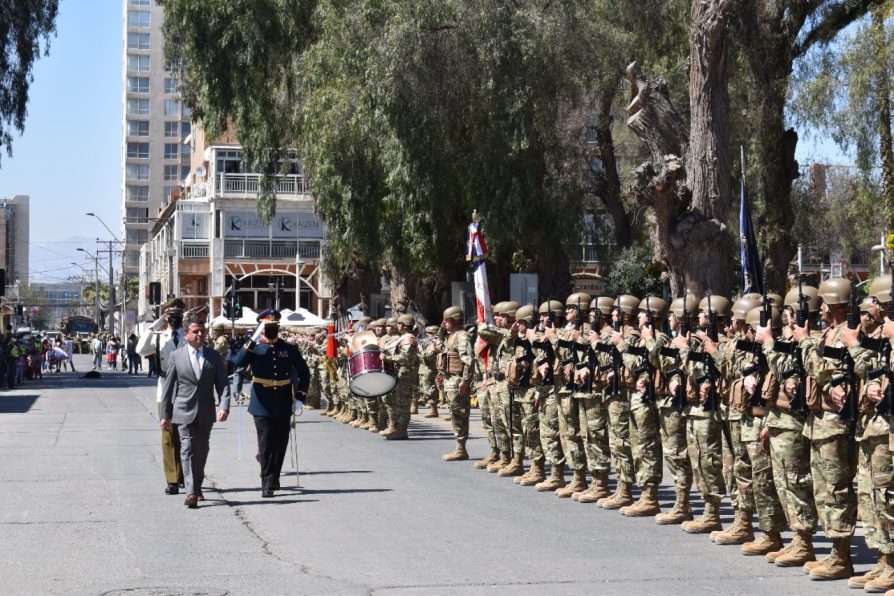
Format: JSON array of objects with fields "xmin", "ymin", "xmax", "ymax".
[{"xmin": 173, "ymin": 332, "xmax": 179, "ymax": 348}]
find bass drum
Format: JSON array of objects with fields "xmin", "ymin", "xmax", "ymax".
[{"xmin": 348, "ymin": 347, "xmax": 396, "ymax": 398}]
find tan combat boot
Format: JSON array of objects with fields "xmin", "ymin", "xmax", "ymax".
[
  {"xmin": 379, "ymin": 424, "xmax": 397, "ymax": 437},
  {"xmin": 498, "ymin": 457, "xmax": 524, "ymax": 477},
  {"xmin": 865, "ymin": 559, "xmax": 894, "ymax": 592},
  {"xmin": 655, "ymin": 489, "xmax": 693, "ymax": 525},
  {"xmin": 682, "ymin": 496, "xmax": 723, "ymax": 534},
  {"xmin": 597, "ymin": 481, "xmax": 634, "ymax": 509},
  {"xmin": 773, "ymin": 531, "xmax": 815, "ymax": 567},
  {"xmin": 741, "ymin": 531, "xmax": 783, "ymax": 556},
  {"xmin": 385, "ymin": 429, "xmax": 409, "ymax": 440},
  {"xmin": 713, "ymin": 511, "xmax": 754, "ymax": 545},
  {"xmin": 487, "ymin": 455, "xmax": 510, "ymax": 473},
  {"xmin": 576, "ymin": 471, "xmax": 611, "ymax": 503},
  {"xmin": 424, "ymin": 404, "xmax": 439, "ymax": 418},
  {"xmin": 519, "ymin": 460, "xmax": 546, "ymax": 486},
  {"xmin": 441, "ymin": 440, "xmax": 469, "ymax": 461},
  {"xmin": 808, "ymin": 538, "xmax": 853, "ymax": 581},
  {"xmin": 848, "ymin": 553, "xmax": 888, "ymax": 589},
  {"xmin": 535, "ymin": 466, "xmax": 565, "ymax": 491},
  {"xmin": 475, "ymin": 450, "xmax": 499, "ymax": 470},
  {"xmin": 620, "ymin": 485, "xmax": 661, "ymax": 517},
  {"xmin": 766, "ymin": 541, "xmax": 791, "ymax": 564},
  {"xmin": 556, "ymin": 469, "xmax": 588, "ymax": 498},
  {"xmin": 410, "ymin": 401, "xmax": 418, "ymax": 415},
  {"xmin": 350, "ymin": 414, "xmax": 366, "ymax": 428}
]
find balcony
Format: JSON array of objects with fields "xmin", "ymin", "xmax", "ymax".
[
  {"xmin": 224, "ymin": 240, "xmax": 320, "ymax": 260},
  {"xmin": 181, "ymin": 243, "xmax": 209, "ymax": 259},
  {"xmin": 217, "ymin": 173, "xmax": 310, "ymax": 198}
]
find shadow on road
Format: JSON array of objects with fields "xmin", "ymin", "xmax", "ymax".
[
  {"xmin": 284, "ymin": 470, "xmax": 373, "ymax": 476},
  {"xmin": 0, "ymin": 394, "xmax": 39, "ymax": 413}
]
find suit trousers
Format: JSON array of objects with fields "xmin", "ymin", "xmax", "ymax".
[
  {"xmin": 179, "ymin": 416, "xmax": 213, "ymax": 497},
  {"xmin": 254, "ymin": 415, "xmax": 291, "ymax": 489},
  {"xmin": 157, "ymin": 402, "xmax": 182, "ymax": 484}
]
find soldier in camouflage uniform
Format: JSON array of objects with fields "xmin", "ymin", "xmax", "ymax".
[
  {"xmin": 438, "ymin": 306, "xmax": 474, "ymax": 461},
  {"xmin": 507, "ymin": 305, "xmax": 546, "ymax": 485},
  {"xmin": 302, "ymin": 330, "xmax": 323, "ymax": 410},
  {"xmin": 474, "ymin": 302, "xmax": 506, "ymax": 470},
  {"xmin": 763, "ymin": 285, "xmax": 821, "ymax": 567},
  {"xmin": 532, "ymin": 300, "xmax": 568, "ymax": 491},
  {"xmin": 419, "ymin": 325, "xmax": 442, "ymax": 418},
  {"xmin": 380, "ymin": 314, "xmax": 419, "ymax": 440},
  {"xmin": 549, "ymin": 293, "xmax": 592, "ymax": 497},
  {"xmin": 679, "ymin": 295, "xmax": 728, "ymax": 535},
  {"xmin": 792, "ymin": 277, "xmax": 863, "ymax": 581}
]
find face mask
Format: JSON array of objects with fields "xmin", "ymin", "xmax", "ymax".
[
  {"xmin": 264, "ymin": 325, "xmax": 279, "ymax": 340},
  {"xmin": 168, "ymin": 315, "xmax": 183, "ymax": 329}
]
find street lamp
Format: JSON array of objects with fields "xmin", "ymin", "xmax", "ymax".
[
  {"xmin": 77, "ymin": 248, "xmax": 101, "ymax": 331},
  {"xmin": 86, "ymin": 214, "xmax": 125, "ymax": 336}
]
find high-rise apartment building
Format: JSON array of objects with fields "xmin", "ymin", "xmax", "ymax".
[
  {"xmin": 120, "ymin": 0, "xmax": 191, "ymax": 277},
  {"xmin": 0, "ymin": 194, "xmax": 30, "ymax": 287}
]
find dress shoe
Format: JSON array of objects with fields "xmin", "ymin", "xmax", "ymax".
[
  {"xmin": 184, "ymin": 495, "xmax": 198, "ymax": 509},
  {"xmin": 195, "ymin": 492, "xmax": 205, "ymax": 502},
  {"xmin": 272, "ymin": 480, "xmax": 281, "ymax": 490},
  {"xmin": 261, "ymin": 489, "xmax": 274, "ymax": 498},
  {"xmin": 178, "ymin": 480, "xmax": 185, "ymax": 489},
  {"xmin": 164, "ymin": 483, "xmax": 179, "ymax": 495}
]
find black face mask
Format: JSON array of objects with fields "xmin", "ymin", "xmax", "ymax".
[
  {"xmin": 263, "ymin": 325, "xmax": 279, "ymax": 340},
  {"xmin": 168, "ymin": 315, "xmax": 183, "ymax": 329}
]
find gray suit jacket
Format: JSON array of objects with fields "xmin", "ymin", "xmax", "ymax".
[{"xmin": 160, "ymin": 345, "xmax": 230, "ymax": 425}]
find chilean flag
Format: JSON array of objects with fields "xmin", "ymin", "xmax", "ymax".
[{"xmin": 467, "ymin": 214, "xmax": 492, "ymax": 360}]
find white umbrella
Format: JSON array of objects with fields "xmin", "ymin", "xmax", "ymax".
[{"xmin": 279, "ymin": 307, "xmax": 328, "ymax": 328}]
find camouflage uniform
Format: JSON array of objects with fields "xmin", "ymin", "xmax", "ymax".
[
  {"xmin": 530, "ymin": 326, "xmax": 565, "ymax": 476},
  {"xmin": 554, "ymin": 322, "xmax": 590, "ymax": 478},
  {"xmin": 507, "ymin": 333, "xmax": 544, "ymax": 471},
  {"xmin": 478, "ymin": 324, "xmax": 514, "ymax": 462},
  {"xmin": 419, "ymin": 335, "xmax": 441, "ymax": 409},
  {"xmin": 439, "ymin": 324, "xmax": 474, "ymax": 453},
  {"xmin": 382, "ymin": 330, "xmax": 419, "ymax": 437}
]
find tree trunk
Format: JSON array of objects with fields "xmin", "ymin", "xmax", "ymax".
[
  {"xmin": 593, "ymin": 87, "xmax": 634, "ymax": 248},
  {"xmin": 875, "ymin": 9, "xmax": 894, "ymax": 238}
]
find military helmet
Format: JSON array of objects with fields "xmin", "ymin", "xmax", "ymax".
[
  {"xmin": 565, "ymin": 293, "xmax": 592, "ymax": 309},
  {"xmin": 397, "ymin": 314, "xmax": 415, "ymax": 326},
  {"xmin": 442, "ymin": 306, "xmax": 463, "ymax": 321},
  {"xmin": 670, "ymin": 294, "xmax": 700, "ymax": 318},
  {"xmin": 869, "ymin": 274, "xmax": 893, "ymax": 304},
  {"xmin": 515, "ymin": 304, "xmax": 535, "ymax": 324},
  {"xmin": 783, "ymin": 285, "xmax": 820, "ymax": 314},
  {"xmin": 745, "ymin": 306, "xmax": 783, "ymax": 330},
  {"xmin": 732, "ymin": 293, "xmax": 763, "ymax": 321},
  {"xmin": 590, "ymin": 296, "xmax": 615, "ymax": 316},
  {"xmin": 385, "ymin": 317, "xmax": 397, "ymax": 327},
  {"xmin": 639, "ymin": 296, "xmax": 669, "ymax": 319},
  {"xmin": 492, "ymin": 301, "xmax": 507, "ymax": 316},
  {"xmin": 615, "ymin": 294, "xmax": 641, "ymax": 315},
  {"xmin": 859, "ymin": 296, "xmax": 875, "ymax": 313},
  {"xmin": 358, "ymin": 316, "xmax": 373, "ymax": 326},
  {"xmin": 817, "ymin": 277, "xmax": 852, "ymax": 306},
  {"xmin": 539, "ymin": 300, "xmax": 564, "ymax": 316},
  {"xmin": 767, "ymin": 293, "xmax": 784, "ymax": 309},
  {"xmin": 502, "ymin": 301, "xmax": 521, "ymax": 318},
  {"xmin": 425, "ymin": 325, "xmax": 439, "ymax": 334},
  {"xmin": 698, "ymin": 295, "xmax": 731, "ymax": 318},
  {"xmin": 372, "ymin": 318, "xmax": 387, "ymax": 328}
]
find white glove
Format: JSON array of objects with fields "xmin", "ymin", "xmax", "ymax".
[
  {"xmin": 293, "ymin": 400, "xmax": 304, "ymax": 414},
  {"xmin": 151, "ymin": 317, "xmax": 167, "ymax": 332},
  {"xmin": 251, "ymin": 321, "xmax": 265, "ymax": 343}
]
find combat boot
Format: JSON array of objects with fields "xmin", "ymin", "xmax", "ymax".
[
  {"xmin": 597, "ymin": 480, "xmax": 634, "ymax": 509},
  {"xmin": 682, "ymin": 496, "xmax": 723, "ymax": 534},
  {"xmin": 518, "ymin": 460, "xmax": 546, "ymax": 486},
  {"xmin": 443, "ymin": 413, "xmax": 452, "ymax": 422},
  {"xmin": 655, "ymin": 489, "xmax": 693, "ymax": 525},
  {"xmin": 350, "ymin": 414, "xmax": 366, "ymax": 428},
  {"xmin": 487, "ymin": 455, "xmax": 510, "ymax": 473},
  {"xmin": 575, "ymin": 471, "xmax": 611, "ymax": 503},
  {"xmin": 556, "ymin": 469, "xmax": 587, "ymax": 498},
  {"xmin": 498, "ymin": 456, "xmax": 524, "ymax": 477},
  {"xmin": 535, "ymin": 466, "xmax": 565, "ymax": 492},
  {"xmin": 424, "ymin": 404, "xmax": 439, "ymax": 418},
  {"xmin": 441, "ymin": 440, "xmax": 469, "ymax": 461},
  {"xmin": 865, "ymin": 566, "xmax": 894, "ymax": 592},
  {"xmin": 474, "ymin": 450, "xmax": 499, "ymax": 470},
  {"xmin": 773, "ymin": 531, "xmax": 815, "ymax": 567},
  {"xmin": 713, "ymin": 511, "xmax": 754, "ymax": 545},
  {"xmin": 620, "ymin": 485, "xmax": 661, "ymax": 517},
  {"xmin": 379, "ymin": 424, "xmax": 397, "ymax": 437},
  {"xmin": 741, "ymin": 531, "xmax": 783, "ymax": 556},
  {"xmin": 385, "ymin": 429, "xmax": 409, "ymax": 440},
  {"xmin": 847, "ymin": 553, "xmax": 888, "ymax": 589},
  {"xmin": 410, "ymin": 401, "xmax": 418, "ymax": 415},
  {"xmin": 808, "ymin": 538, "xmax": 853, "ymax": 581}
]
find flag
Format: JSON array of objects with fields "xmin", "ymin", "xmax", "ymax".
[
  {"xmin": 466, "ymin": 214, "xmax": 492, "ymax": 360},
  {"xmin": 739, "ymin": 170, "xmax": 764, "ymax": 295}
]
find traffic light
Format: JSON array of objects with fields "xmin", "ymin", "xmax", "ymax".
[
  {"xmin": 223, "ymin": 302, "xmax": 232, "ymax": 319},
  {"xmin": 149, "ymin": 281, "xmax": 161, "ymax": 305},
  {"xmin": 234, "ymin": 303, "xmax": 243, "ymax": 319},
  {"xmin": 16, "ymin": 304, "xmax": 23, "ymax": 317}
]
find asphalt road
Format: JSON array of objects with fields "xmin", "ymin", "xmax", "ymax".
[{"xmin": 0, "ymin": 354, "xmax": 873, "ymax": 595}]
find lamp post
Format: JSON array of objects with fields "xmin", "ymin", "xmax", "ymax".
[
  {"xmin": 86, "ymin": 214, "xmax": 126, "ymax": 336},
  {"xmin": 77, "ymin": 248, "xmax": 101, "ymax": 330}
]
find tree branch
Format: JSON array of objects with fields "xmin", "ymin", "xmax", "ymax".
[{"xmin": 792, "ymin": 0, "xmax": 884, "ymax": 58}]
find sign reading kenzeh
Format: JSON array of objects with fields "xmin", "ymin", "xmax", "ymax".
[{"xmin": 224, "ymin": 211, "xmax": 324, "ymax": 239}]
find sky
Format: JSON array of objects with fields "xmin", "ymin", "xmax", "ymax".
[{"xmin": 0, "ymin": 1, "xmax": 852, "ymax": 285}]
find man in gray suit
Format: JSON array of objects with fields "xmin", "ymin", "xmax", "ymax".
[{"xmin": 160, "ymin": 314, "xmax": 230, "ymax": 509}]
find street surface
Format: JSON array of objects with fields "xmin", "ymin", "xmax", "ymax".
[{"xmin": 0, "ymin": 354, "xmax": 873, "ymax": 595}]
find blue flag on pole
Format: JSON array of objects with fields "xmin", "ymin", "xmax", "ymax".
[{"xmin": 739, "ymin": 170, "xmax": 764, "ymax": 295}]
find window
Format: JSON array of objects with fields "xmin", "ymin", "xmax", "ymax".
[
  {"xmin": 181, "ymin": 165, "xmax": 191, "ymax": 180},
  {"xmin": 164, "ymin": 78, "xmax": 180, "ymax": 94},
  {"xmin": 164, "ymin": 164, "xmax": 179, "ymax": 181},
  {"xmin": 127, "ymin": 76, "xmax": 149, "ymax": 93},
  {"xmin": 164, "ymin": 143, "xmax": 179, "ymax": 159},
  {"xmin": 181, "ymin": 122, "xmax": 191, "ymax": 137},
  {"xmin": 182, "ymin": 105, "xmax": 192, "ymax": 119},
  {"xmin": 127, "ymin": 32, "xmax": 150, "ymax": 50},
  {"xmin": 128, "ymin": 0, "xmax": 149, "ymax": 6},
  {"xmin": 126, "ymin": 229, "xmax": 149, "ymax": 244},
  {"xmin": 163, "ymin": 185, "xmax": 178, "ymax": 201},
  {"xmin": 127, "ymin": 10, "xmax": 150, "ymax": 29},
  {"xmin": 126, "ymin": 120, "xmax": 149, "ymax": 137},
  {"xmin": 126, "ymin": 207, "xmax": 149, "ymax": 223},
  {"xmin": 164, "ymin": 122, "xmax": 179, "ymax": 138},
  {"xmin": 126, "ymin": 251, "xmax": 140, "ymax": 268},
  {"xmin": 181, "ymin": 143, "xmax": 191, "ymax": 158},
  {"xmin": 126, "ymin": 142, "xmax": 149, "ymax": 159},
  {"xmin": 164, "ymin": 99, "xmax": 179, "ymax": 116},
  {"xmin": 126, "ymin": 164, "xmax": 150, "ymax": 181},
  {"xmin": 127, "ymin": 54, "xmax": 149, "ymax": 72},
  {"xmin": 126, "ymin": 98, "xmax": 149, "ymax": 116},
  {"xmin": 126, "ymin": 185, "xmax": 149, "ymax": 202}
]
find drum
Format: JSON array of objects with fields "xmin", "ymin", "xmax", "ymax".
[
  {"xmin": 350, "ymin": 330, "xmax": 378, "ymax": 353},
  {"xmin": 348, "ymin": 347, "xmax": 396, "ymax": 398}
]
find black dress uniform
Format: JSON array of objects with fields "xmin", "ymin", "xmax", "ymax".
[{"xmin": 234, "ymin": 309, "xmax": 310, "ymax": 496}]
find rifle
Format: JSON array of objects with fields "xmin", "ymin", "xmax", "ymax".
[
  {"xmin": 595, "ymin": 341, "xmax": 621, "ymax": 398},
  {"xmin": 531, "ymin": 338, "xmax": 555, "ymax": 386},
  {"xmin": 557, "ymin": 337, "xmax": 578, "ymax": 392},
  {"xmin": 795, "ymin": 277, "xmax": 809, "ymax": 327},
  {"xmin": 820, "ymin": 344, "xmax": 858, "ymax": 424},
  {"xmin": 772, "ymin": 339, "xmax": 808, "ymax": 413},
  {"xmin": 688, "ymin": 349, "xmax": 719, "ymax": 411},
  {"xmin": 613, "ymin": 295, "xmax": 622, "ymax": 332},
  {"xmin": 735, "ymin": 339, "xmax": 769, "ymax": 409},
  {"xmin": 706, "ymin": 293, "xmax": 719, "ymax": 342},
  {"xmin": 680, "ymin": 289, "xmax": 692, "ymax": 337},
  {"xmin": 661, "ymin": 345, "xmax": 687, "ymax": 410},
  {"xmin": 512, "ymin": 336, "xmax": 536, "ymax": 388},
  {"xmin": 847, "ymin": 278, "xmax": 860, "ymax": 331},
  {"xmin": 627, "ymin": 344, "xmax": 656, "ymax": 405},
  {"xmin": 645, "ymin": 296, "xmax": 656, "ymax": 330},
  {"xmin": 760, "ymin": 280, "xmax": 772, "ymax": 327},
  {"xmin": 864, "ymin": 337, "xmax": 893, "ymax": 418}
]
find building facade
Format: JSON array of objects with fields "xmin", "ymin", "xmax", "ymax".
[
  {"xmin": 0, "ymin": 194, "xmax": 30, "ymax": 287},
  {"xmin": 120, "ymin": 0, "xmax": 192, "ymax": 277}
]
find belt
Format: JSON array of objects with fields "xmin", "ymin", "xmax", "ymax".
[{"xmin": 252, "ymin": 376, "xmax": 291, "ymax": 388}]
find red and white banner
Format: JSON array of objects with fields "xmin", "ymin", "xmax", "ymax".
[{"xmin": 466, "ymin": 218, "xmax": 492, "ymax": 360}]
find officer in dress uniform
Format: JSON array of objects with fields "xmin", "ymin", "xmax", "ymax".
[{"xmin": 234, "ymin": 308, "xmax": 311, "ymax": 498}]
